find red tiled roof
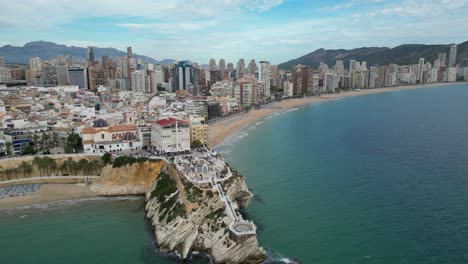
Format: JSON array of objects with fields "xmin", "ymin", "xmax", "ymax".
[{"xmin": 155, "ymin": 117, "xmax": 188, "ymax": 127}]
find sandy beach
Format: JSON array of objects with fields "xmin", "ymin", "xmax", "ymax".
[
  {"xmin": 0, "ymin": 184, "xmax": 100, "ymax": 209},
  {"xmin": 209, "ymin": 82, "xmax": 465, "ymax": 148}
]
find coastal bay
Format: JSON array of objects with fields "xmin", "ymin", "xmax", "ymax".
[{"xmin": 209, "ymin": 82, "xmax": 462, "ymax": 147}]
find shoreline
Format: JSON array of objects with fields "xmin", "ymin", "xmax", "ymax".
[
  {"xmin": 0, "ymin": 184, "xmax": 101, "ymax": 209},
  {"xmin": 209, "ymin": 82, "xmax": 466, "ymax": 148}
]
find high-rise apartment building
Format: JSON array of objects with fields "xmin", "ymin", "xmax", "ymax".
[
  {"xmin": 438, "ymin": 53, "xmax": 446, "ymax": 66},
  {"xmin": 236, "ymin": 59, "xmax": 245, "ymax": 80},
  {"xmin": 131, "ymin": 70, "xmax": 146, "ymax": 93},
  {"xmin": 87, "ymin": 46, "xmax": 95, "ymax": 62},
  {"xmin": 172, "ymin": 61, "xmax": 195, "ymax": 91},
  {"xmin": 449, "ymin": 44, "xmax": 457, "ymax": 66},
  {"xmin": 418, "ymin": 58, "xmax": 425, "ymax": 83},
  {"xmin": 219, "ymin": 59, "xmax": 225, "ymax": 79},
  {"xmin": 56, "ymin": 65, "xmax": 69, "ymax": 85},
  {"xmin": 68, "ymin": 66, "xmax": 88, "ymax": 89},
  {"xmin": 258, "ymin": 61, "xmax": 271, "ymax": 98},
  {"xmin": 209, "ymin": 59, "xmax": 217, "ymax": 70}
]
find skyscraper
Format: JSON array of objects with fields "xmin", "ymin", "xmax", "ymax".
[
  {"xmin": 449, "ymin": 44, "xmax": 457, "ymax": 66},
  {"xmin": 127, "ymin": 47, "xmax": 133, "ymax": 58},
  {"xmin": 349, "ymin": 60, "xmax": 357, "ymax": 73},
  {"xmin": 219, "ymin": 59, "xmax": 225, "ymax": 79},
  {"xmin": 335, "ymin": 60, "xmax": 344, "ymax": 76},
  {"xmin": 236, "ymin": 59, "xmax": 245, "ymax": 80},
  {"xmin": 418, "ymin": 58, "xmax": 425, "ymax": 83},
  {"xmin": 56, "ymin": 65, "xmax": 68, "ymax": 85},
  {"xmin": 258, "ymin": 61, "xmax": 271, "ymax": 98},
  {"xmin": 172, "ymin": 61, "xmax": 195, "ymax": 91},
  {"xmin": 209, "ymin": 59, "xmax": 217, "ymax": 70},
  {"xmin": 131, "ymin": 70, "xmax": 146, "ymax": 93},
  {"xmin": 0, "ymin": 57, "xmax": 4, "ymax": 67},
  {"xmin": 438, "ymin": 53, "xmax": 446, "ymax": 66},
  {"xmin": 87, "ymin": 46, "xmax": 95, "ymax": 62},
  {"xmin": 248, "ymin": 59, "xmax": 257, "ymax": 75}
]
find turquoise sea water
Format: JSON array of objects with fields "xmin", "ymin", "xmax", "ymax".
[
  {"xmin": 2, "ymin": 83, "xmax": 468, "ymax": 263},
  {"xmin": 217, "ymin": 83, "xmax": 468, "ymax": 263}
]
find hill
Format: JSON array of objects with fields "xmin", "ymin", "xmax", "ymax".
[
  {"xmin": 279, "ymin": 41, "xmax": 468, "ymax": 70},
  {"xmin": 0, "ymin": 41, "xmax": 175, "ymax": 65}
]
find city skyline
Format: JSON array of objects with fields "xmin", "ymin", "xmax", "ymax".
[{"xmin": 1, "ymin": 0, "xmax": 467, "ymax": 64}]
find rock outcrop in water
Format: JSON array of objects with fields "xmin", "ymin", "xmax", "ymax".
[{"xmin": 145, "ymin": 164, "xmax": 266, "ymax": 264}]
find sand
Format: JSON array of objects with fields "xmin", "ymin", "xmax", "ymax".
[
  {"xmin": 209, "ymin": 82, "xmax": 465, "ymax": 148},
  {"xmin": 0, "ymin": 184, "xmax": 100, "ymax": 209}
]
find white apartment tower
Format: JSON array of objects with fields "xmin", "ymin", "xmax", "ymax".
[{"xmin": 258, "ymin": 61, "xmax": 271, "ymax": 98}]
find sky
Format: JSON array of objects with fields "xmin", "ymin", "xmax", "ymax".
[{"xmin": 0, "ymin": 0, "xmax": 467, "ymax": 64}]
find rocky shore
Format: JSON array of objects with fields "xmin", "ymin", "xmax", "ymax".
[{"xmin": 144, "ymin": 164, "xmax": 266, "ymax": 264}]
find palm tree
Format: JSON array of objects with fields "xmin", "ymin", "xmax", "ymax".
[
  {"xmin": 12, "ymin": 167, "xmax": 19, "ymax": 179},
  {"xmin": 90, "ymin": 160, "xmax": 102, "ymax": 176},
  {"xmin": 33, "ymin": 156, "xmax": 43, "ymax": 176},
  {"xmin": 25, "ymin": 163, "xmax": 33, "ymax": 178},
  {"xmin": 33, "ymin": 134, "xmax": 40, "ymax": 152},
  {"xmin": 19, "ymin": 161, "xmax": 32, "ymax": 178},
  {"xmin": 60, "ymin": 162, "xmax": 68, "ymax": 176},
  {"xmin": 5, "ymin": 142, "xmax": 13, "ymax": 156},
  {"xmin": 78, "ymin": 159, "xmax": 89, "ymax": 175},
  {"xmin": 4, "ymin": 168, "xmax": 13, "ymax": 180},
  {"xmin": 42, "ymin": 134, "xmax": 51, "ymax": 151},
  {"xmin": 49, "ymin": 159, "xmax": 58, "ymax": 176}
]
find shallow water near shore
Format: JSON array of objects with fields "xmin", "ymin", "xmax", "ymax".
[
  {"xmin": 0, "ymin": 197, "xmax": 210, "ymax": 264},
  {"xmin": 1, "ymin": 83, "xmax": 468, "ymax": 264}
]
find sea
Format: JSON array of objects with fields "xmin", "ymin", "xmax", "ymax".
[{"xmin": 2, "ymin": 83, "xmax": 468, "ymax": 264}]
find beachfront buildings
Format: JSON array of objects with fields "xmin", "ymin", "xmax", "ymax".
[
  {"xmin": 151, "ymin": 117, "xmax": 190, "ymax": 154},
  {"xmin": 82, "ymin": 118, "xmax": 142, "ymax": 154}
]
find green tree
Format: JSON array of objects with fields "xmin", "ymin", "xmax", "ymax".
[
  {"xmin": 101, "ymin": 152, "xmax": 112, "ymax": 165},
  {"xmin": 192, "ymin": 139, "xmax": 203, "ymax": 148},
  {"xmin": 21, "ymin": 145, "xmax": 37, "ymax": 155},
  {"xmin": 65, "ymin": 134, "xmax": 82, "ymax": 154}
]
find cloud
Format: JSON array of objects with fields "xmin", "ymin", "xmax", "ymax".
[
  {"xmin": 324, "ymin": 0, "xmax": 384, "ymax": 11},
  {"xmin": 0, "ymin": 0, "xmax": 467, "ymax": 65}
]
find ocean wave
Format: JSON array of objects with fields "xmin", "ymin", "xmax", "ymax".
[{"xmin": 265, "ymin": 250, "xmax": 301, "ymax": 264}]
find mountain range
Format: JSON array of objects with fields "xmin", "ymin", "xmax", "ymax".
[
  {"xmin": 0, "ymin": 41, "xmax": 175, "ymax": 65},
  {"xmin": 279, "ymin": 41, "xmax": 468, "ymax": 70}
]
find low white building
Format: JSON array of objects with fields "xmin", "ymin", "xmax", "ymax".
[
  {"xmin": 82, "ymin": 118, "xmax": 142, "ymax": 154},
  {"xmin": 151, "ymin": 117, "xmax": 190, "ymax": 154}
]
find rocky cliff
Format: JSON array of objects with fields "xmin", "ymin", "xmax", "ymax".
[
  {"xmin": 91, "ymin": 160, "xmax": 165, "ymax": 196},
  {"xmin": 145, "ymin": 164, "xmax": 266, "ymax": 264}
]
